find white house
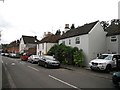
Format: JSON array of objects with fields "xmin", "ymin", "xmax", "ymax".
[
  {"xmin": 59, "ymin": 21, "xmax": 107, "ymax": 66},
  {"xmin": 37, "ymin": 33, "xmax": 61, "ymax": 55},
  {"xmin": 19, "ymin": 35, "xmax": 39, "ymax": 54},
  {"xmin": 106, "ymin": 22, "xmax": 120, "ymax": 54}
]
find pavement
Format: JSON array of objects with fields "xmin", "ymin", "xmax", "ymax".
[{"xmin": 60, "ymin": 64, "xmax": 114, "ymax": 80}]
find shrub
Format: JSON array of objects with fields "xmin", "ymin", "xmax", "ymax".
[{"xmin": 73, "ymin": 49, "xmax": 84, "ymax": 67}]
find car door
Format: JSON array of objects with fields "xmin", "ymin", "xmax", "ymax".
[
  {"xmin": 112, "ymin": 55, "xmax": 119, "ymax": 68},
  {"xmin": 39, "ymin": 57, "xmax": 45, "ymax": 65}
]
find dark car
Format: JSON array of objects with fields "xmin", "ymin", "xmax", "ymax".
[
  {"xmin": 112, "ymin": 71, "xmax": 120, "ymax": 87},
  {"xmin": 38, "ymin": 55, "xmax": 60, "ymax": 68}
]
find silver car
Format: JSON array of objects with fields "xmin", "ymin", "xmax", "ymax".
[
  {"xmin": 38, "ymin": 55, "xmax": 60, "ymax": 68},
  {"xmin": 28, "ymin": 55, "xmax": 40, "ymax": 64}
]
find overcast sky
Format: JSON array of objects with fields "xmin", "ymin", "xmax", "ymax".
[{"xmin": 0, "ymin": 0, "xmax": 120, "ymax": 44}]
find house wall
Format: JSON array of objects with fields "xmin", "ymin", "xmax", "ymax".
[
  {"xmin": 19, "ymin": 38, "xmax": 26, "ymax": 53},
  {"xmin": 88, "ymin": 22, "xmax": 107, "ymax": 66},
  {"xmin": 37, "ymin": 44, "xmax": 42, "ymax": 55},
  {"xmin": 106, "ymin": 35, "xmax": 119, "ymax": 54},
  {"xmin": 118, "ymin": 35, "xmax": 120, "ymax": 54},
  {"xmin": 118, "ymin": 1, "xmax": 120, "ymax": 19},
  {"xmin": 37, "ymin": 43, "xmax": 56, "ymax": 55},
  {"xmin": 46, "ymin": 43, "xmax": 56, "ymax": 54},
  {"xmin": 59, "ymin": 34, "xmax": 89, "ymax": 66}
]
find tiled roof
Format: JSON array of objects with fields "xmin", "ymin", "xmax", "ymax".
[
  {"xmin": 40, "ymin": 35, "xmax": 61, "ymax": 43},
  {"xmin": 106, "ymin": 23, "xmax": 120, "ymax": 36},
  {"xmin": 22, "ymin": 35, "xmax": 40, "ymax": 44},
  {"xmin": 60, "ymin": 21, "xmax": 99, "ymax": 39},
  {"xmin": 7, "ymin": 40, "xmax": 20, "ymax": 48}
]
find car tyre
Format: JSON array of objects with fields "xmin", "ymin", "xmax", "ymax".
[
  {"xmin": 44, "ymin": 63, "xmax": 48, "ymax": 68},
  {"xmin": 105, "ymin": 64, "xmax": 111, "ymax": 73},
  {"xmin": 31, "ymin": 60, "xmax": 34, "ymax": 64}
]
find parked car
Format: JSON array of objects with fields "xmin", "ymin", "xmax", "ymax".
[
  {"xmin": 4, "ymin": 53, "xmax": 9, "ymax": 57},
  {"xmin": 1, "ymin": 53, "xmax": 5, "ymax": 56},
  {"xmin": 20, "ymin": 53, "xmax": 30, "ymax": 61},
  {"xmin": 112, "ymin": 71, "xmax": 120, "ymax": 87},
  {"xmin": 38, "ymin": 55, "xmax": 60, "ymax": 68},
  {"xmin": 28, "ymin": 55, "xmax": 40, "ymax": 63},
  {"xmin": 89, "ymin": 54, "xmax": 120, "ymax": 72},
  {"xmin": 9, "ymin": 53, "xmax": 20, "ymax": 58}
]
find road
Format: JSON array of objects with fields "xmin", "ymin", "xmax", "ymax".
[{"xmin": 1, "ymin": 56, "xmax": 119, "ymax": 89}]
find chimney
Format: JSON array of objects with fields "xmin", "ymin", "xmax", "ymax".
[
  {"xmin": 34, "ymin": 36, "xmax": 37, "ymax": 39},
  {"xmin": 64, "ymin": 24, "xmax": 70, "ymax": 33},
  {"xmin": 65, "ymin": 24, "xmax": 69, "ymax": 29}
]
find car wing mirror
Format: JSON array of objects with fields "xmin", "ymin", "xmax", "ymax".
[{"xmin": 113, "ymin": 58, "xmax": 116, "ymax": 61}]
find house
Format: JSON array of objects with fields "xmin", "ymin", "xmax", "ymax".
[
  {"xmin": 37, "ymin": 31, "xmax": 61, "ymax": 55},
  {"xmin": 106, "ymin": 22, "xmax": 120, "ymax": 54},
  {"xmin": 59, "ymin": 21, "xmax": 107, "ymax": 66},
  {"xmin": 7, "ymin": 40, "xmax": 20, "ymax": 53},
  {"xmin": 19, "ymin": 35, "xmax": 39, "ymax": 54}
]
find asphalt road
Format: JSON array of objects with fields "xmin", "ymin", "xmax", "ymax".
[{"xmin": 1, "ymin": 56, "xmax": 119, "ymax": 89}]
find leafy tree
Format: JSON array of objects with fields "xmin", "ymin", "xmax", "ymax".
[{"xmin": 100, "ymin": 21, "xmax": 109, "ymax": 30}]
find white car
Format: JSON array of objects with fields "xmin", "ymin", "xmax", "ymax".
[
  {"xmin": 89, "ymin": 54, "xmax": 120, "ymax": 72},
  {"xmin": 28, "ymin": 55, "xmax": 40, "ymax": 64}
]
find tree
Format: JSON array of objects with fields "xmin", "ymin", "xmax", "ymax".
[{"xmin": 100, "ymin": 21, "xmax": 109, "ymax": 30}]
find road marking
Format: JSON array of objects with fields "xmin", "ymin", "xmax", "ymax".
[
  {"xmin": 49, "ymin": 75, "xmax": 79, "ymax": 89},
  {"xmin": 11, "ymin": 63, "xmax": 15, "ymax": 66},
  {"xmin": 1, "ymin": 60, "xmax": 3, "ymax": 63},
  {"xmin": 27, "ymin": 66, "xmax": 39, "ymax": 72},
  {"xmin": 19, "ymin": 61, "xmax": 25, "ymax": 64}
]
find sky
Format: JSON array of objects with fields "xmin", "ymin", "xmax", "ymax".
[{"xmin": 0, "ymin": 0, "xmax": 120, "ymax": 44}]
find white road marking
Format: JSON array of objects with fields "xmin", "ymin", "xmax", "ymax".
[
  {"xmin": 49, "ymin": 75, "xmax": 79, "ymax": 89},
  {"xmin": 27, "ymin": 66, "xmax": 39, "ymax": 72},
  {"xmin": 11, "ymin": 63, "xmax": 15, "ymax": 65},
  {"xmin": 1, "ymin": 60, "xmax": 3, "ymax": 63},
  {"xmin": 19, "ymin": 61, "xmax": 26, "ymax": 65}
]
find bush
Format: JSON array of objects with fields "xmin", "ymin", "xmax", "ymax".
[
  {"xmin": 73, "ymin": 49, "xmax": 84, "ymax": 67},
  {"xmin": 47, "ymin": 44, "xmax": 84, "ymax": 66}
]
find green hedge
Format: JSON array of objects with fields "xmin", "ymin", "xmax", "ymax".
[{"xmin": 47, "ymin": 44, "xmax": 84, "ymax": 66}]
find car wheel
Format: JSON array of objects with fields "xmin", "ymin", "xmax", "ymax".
[
  {"xmin": 31, "ymin": 60, "xmax": 34, "ymax": 64},
  {"xmin": 90, "ymin": 67, "xmax": 94, "ymax": 71},
  {"xmin": 38, "ymin": 61, "xmax": 41, "ymax": 66},
  {"xmin": 105, "ymin": 64, "xmax": 111, "ymax": 73},
  {"xmin": 44, "ymin": 63, "xmax": 48, "ymax": 68}
]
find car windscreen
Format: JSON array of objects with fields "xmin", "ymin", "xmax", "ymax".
[
  {"xmin": 33, "ymin": 55, "xmax": 40, "ymax": 59},
  {"xmin": 98, "ymin": 55, "xmax": 112, "ymax": 60},
  {"xmin": 44, "ymin": 56, "xmax": 55, "ymax": 61}
]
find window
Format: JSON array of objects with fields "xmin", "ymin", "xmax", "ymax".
[
  {"xmin": 75, "ymin": 37, "xmax": 80, "ymax": 44},
  {"xmin": 62, "ymin": 41, "xmax": 65, "ymax": 44},
  {"xmin": 111, "ymin": 36, "xmax": 117, "ymax": 42},
  {"xmin": 42, "ymin": 44, "xmax": 44, "ymax": 49},
  {"xmin": 69, "ymin": 39, "xmax": 71, "ymax": 45}
]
